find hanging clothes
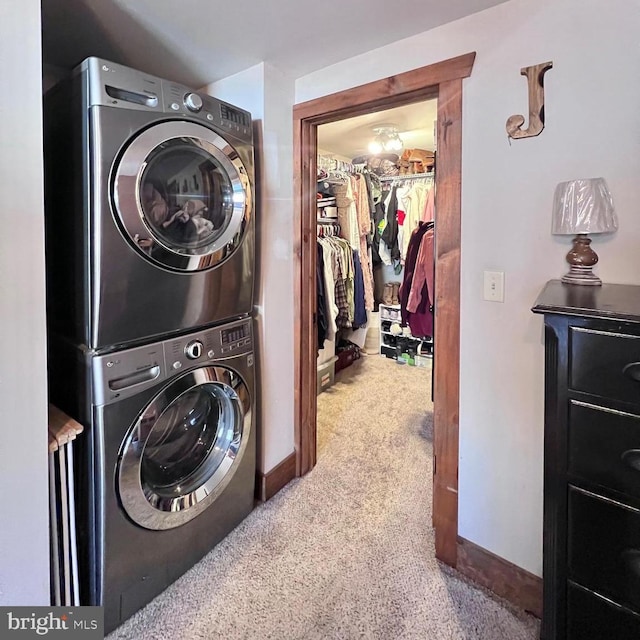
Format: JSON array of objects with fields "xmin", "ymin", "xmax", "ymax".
[
  {"xmin": 328, "ymin": 237, "xmax": 351, "ymax": 330},
  {"xmin": 406, "ymin": 226, "xmax": 435, "ymax": 314},
  {"xmin": 354, "ymin": 175, "xmax": 374, "ymax": 311},
  {"xmin": 316, "ymin": 241, "xmax": 328, "ymax": 349},
  {"xmin": 395, "ymin": 185, "xmax": 410, "ymax": 264},
  {"xmin": 317, "ymin": 234, "xmax": 366, "ymax": 334},
  {"xmin": 399, "ymin": 221, "xmax": 435, "ymax": 338},
  {"xmin": 400, "ymin": 182, "xmax": 435, "ymax": 262},
  {"xmin": 352, "ymin": 251, "xmax": 367, "ymax": 328},
  {"xmin": 422, "ymin": 185, "xmax": 435, "ymax": 223},
  {"xmin": 318, "ymin": 238, "xmax": 338, "ymax": 343},
  {"xmin": 403, "ymin": 182, "xmax": 429, "ymax": 246},
  {"xmin": 366, "ymin": 172, "xmax": 386, "ymax": 267},
  {"xmin": 379, "ymin": 177, "xmax": 434, "ymax": 266},
  {"xmin": 317, "ymin": 160, "xmax": 377, "ymax": 328},
  {"xmin": 334, "ymin": 178, "xmax": 359, "ymax": 250},
  {"xmin": 380, "ymin": 186, "xmax": 400, "ymax": 266}
]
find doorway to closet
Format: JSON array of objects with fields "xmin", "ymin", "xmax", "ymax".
[
  {"xmin": 315, "ymin": 101, "xmax": 437, "ymax": 463},
  {"xmin": 293, "ymin": 53, "xmax": 475, "ymax": 568}
]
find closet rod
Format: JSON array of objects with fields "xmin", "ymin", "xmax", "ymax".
[{"xmin": 379, "ymin": 171, "xmax": 435, "ymax": 182}]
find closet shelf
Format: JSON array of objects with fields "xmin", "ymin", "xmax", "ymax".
[
  {"xmin": 379, "ymin": 303, "xmax": 433, "ymax": 362},
  {"xmin": 380, "ymin": 330, "xmax": 429, "ymax": 340}
]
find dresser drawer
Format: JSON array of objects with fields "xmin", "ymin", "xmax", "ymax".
[
  {"xmin": 569, "ymin": 401, "xmax": 640, "ymax": 499},
  {"xmin": 570, "ymin": 327, "xmax": 640, "ymax": 404},
  {"xmin": 568, "ymin": 487, "xmax": 640, "ymax": 613},
  {"xmin": 567, "ymin": 582, "xmax": 640, "ymax": 640}
]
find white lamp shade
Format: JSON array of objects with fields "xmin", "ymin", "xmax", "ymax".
[{"xmin": 551, "ymin": 177, "xmax": 618, "ymax": 235}]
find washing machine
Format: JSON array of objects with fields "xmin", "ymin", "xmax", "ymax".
[
  {"xmin": 43, "ymin": 57, "xmax": 255, "ymax": 350},
  {"xmin": 50, "ymin": 318, "xmax": 255, "ymax": 633}
]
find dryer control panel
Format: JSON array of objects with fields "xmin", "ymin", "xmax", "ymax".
[
  {"xmin": 82, "ymin": 57, "xmax": 253, "ymax": 143},
  {"xmin": 92, "ymin": 318, "xmax": 253, "ymax": 405}
]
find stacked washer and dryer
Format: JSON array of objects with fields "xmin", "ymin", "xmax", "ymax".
[{"xmin": 44, "ymin": 58, "xmax": 257, "ymax": 633}]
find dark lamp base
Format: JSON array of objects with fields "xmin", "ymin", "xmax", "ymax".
[{"xmin": 561, "ymin": 234, "xmax": 602, "ymax": 286}]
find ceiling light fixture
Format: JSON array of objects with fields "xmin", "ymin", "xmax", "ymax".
[{"xmin": 368, "ymin": 125, "xmax": 403, "ymax": 155}]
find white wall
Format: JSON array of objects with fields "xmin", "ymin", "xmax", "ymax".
[
  {"xmin": 0, "ymin": 0, "xmax": 51, "ymax": 604},
  {"xmin": 260, "ymin": 63, "xmax": 296, "ymax": 470},
  {"xmin": 205, "ymin": 63, "xmax": 296, "ymax": 473},
  {"xmin": 296, "ymin": 0, "xmax": 640, "ymax": 575}
]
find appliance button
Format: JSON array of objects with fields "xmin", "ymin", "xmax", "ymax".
[
  {"xmin": 172, "ymin": 361, "xmax": 182, "ymax": 370},
  {"xmin": 206, "ymin": 113, "xmax": 214, "ymax": 121},
  {"xmin": 170, "ymin": 102, "xmax": 180, "ymax": 111},
  {"xmin": 184, "ymin": 92, "xmax": 203, "ymax": 112},
  {"xmin": 207, "ymin": 349, "xmax": 215, "ymax": 358},
  {"xmin": 185, "ymin": 340, "xmax": 203, "ymax": 360}
]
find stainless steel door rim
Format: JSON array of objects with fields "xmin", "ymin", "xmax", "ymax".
[
  {"xmin": 117, "ymin": 366, "xmax": 251, "ymax": 530},
  {"xmin": 112, "ymin": 121, "xmax": 252, "ymax": 272}
]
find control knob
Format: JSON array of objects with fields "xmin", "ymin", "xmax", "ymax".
[
  {"xmin": 185, "ymin": 340, "xmax": 203, "ymax": 360},
  {"xmin": 184, "ymin": 92, "xmax": 203, "ymax": 112}
]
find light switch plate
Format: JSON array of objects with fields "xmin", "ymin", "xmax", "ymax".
[{"xmin": 483, "ymin": 271, "xmax": 505, "ymax": 302}]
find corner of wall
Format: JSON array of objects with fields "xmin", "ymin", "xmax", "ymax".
[{"xmin": 203, "ymin": 63, "xmax": 297, "ymax": 475}]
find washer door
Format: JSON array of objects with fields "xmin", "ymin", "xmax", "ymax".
[
  {"xmin": 112, "ymin": 121, "xmax": 252, "ymax": 272},
  {"xmin": 118, "ymin": 366, "xmax": 251, "ymax": 530}
]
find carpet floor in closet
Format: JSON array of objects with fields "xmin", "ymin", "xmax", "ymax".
[{"xmin": 108, "ymin": 353, "xmax": 540, "ymax": 640}]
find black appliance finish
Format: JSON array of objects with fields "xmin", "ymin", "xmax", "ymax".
[{"xmin": 533, "ymin": 280, "xmax": 640, "ymax": 639}]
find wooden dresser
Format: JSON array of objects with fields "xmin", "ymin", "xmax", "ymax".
[{"xmin": 533, "ymin": 280, "xmax": 640, "ymax": 639}]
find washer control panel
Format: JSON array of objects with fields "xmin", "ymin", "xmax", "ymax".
[
  {"xmin": 184, "ymin": 92, "xmax": 203, "ymax": 112},
  {"xmin": 185, "ymin": 340, "xmax": 203, "ymax": 359},
  {"xmin": 220, "ymin": 322, "xmax": 252, "ymax": 355},
  {"xmin": 166, "ymin": 319, "xmax": 253, "ymax": 372},
  {"xmin": 92, "ymin": 318, "xmax": 253, "ymax": 405}
]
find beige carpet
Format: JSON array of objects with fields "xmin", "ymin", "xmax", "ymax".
[{"xmin": 109, "ymin": 354, "xmax": 540, "ymax": 640}]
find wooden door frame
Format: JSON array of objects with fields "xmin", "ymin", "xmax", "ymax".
[{"xmin": 293, "ymin": 52, "xmax": 476, "ymax": 567}]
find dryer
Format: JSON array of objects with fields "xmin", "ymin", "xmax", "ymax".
[
  {"xmin": 44, "ymin": 57, "xmax": 255, "ymax": 350},
  {"xmin": 50, "ymin": 318, "xmax": 255, "ymax": 633}
]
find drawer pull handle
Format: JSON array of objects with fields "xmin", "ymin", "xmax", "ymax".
[
  {"xmin": 621, "ymin": 449, "xmax": 640, "ymax": 472},
  {"xmin": 623, "ymin": 362, "xmax": 640, "ymax": 382},
  {"xmin": 621, "ymin": 549, "xmax": 640, "ymax": 578}
]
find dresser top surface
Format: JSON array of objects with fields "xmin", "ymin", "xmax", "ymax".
[{"xmin": 532, "ymin": 279, "xmax": 640, "ymax": 323}]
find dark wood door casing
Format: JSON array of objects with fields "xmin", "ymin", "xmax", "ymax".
[{"xmin": 293, "ymin": 52, "xmax": 475, "ymax": 567}]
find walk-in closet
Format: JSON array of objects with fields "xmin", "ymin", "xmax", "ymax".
[{"xmin": 315, "ymin": 100, "xmax": 437, "ymax": 457}]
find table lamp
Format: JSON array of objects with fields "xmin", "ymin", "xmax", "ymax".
[{"xmin": 551, "ymin": 177, "xmax": 618, "ymax": 286}]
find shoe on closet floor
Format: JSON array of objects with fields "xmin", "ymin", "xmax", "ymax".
[
  {"xmin": 391, "ymin": 282, "xmax": 400, "ymax": 305},
  {"xmin": 383, "ymin": 283, "xmax": 394, "ymax": 305}
]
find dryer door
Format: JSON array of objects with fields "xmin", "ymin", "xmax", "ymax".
[
  {"xmin": 112, "ymin": 121, "xmax": 252, "ymax": 272},
  {"xmin": 117, "ymin": 366, "xmax": 252, "ymax": 530}
]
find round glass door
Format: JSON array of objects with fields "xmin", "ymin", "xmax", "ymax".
[
  {"xmin": 118, "ymin": 367, "xmax": 252, "ymax": 530},
  {"xmin": 112, "ymin": 121, "xmax": 252, "ymax": 272}
]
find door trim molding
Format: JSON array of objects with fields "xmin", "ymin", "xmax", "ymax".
[
  {"xmin": 293, "ymin": 52, "xmax": 476, "ymax": 567},
  {"xmin": 255, "ymin": 452, "xmax": 297, "ymax": 502},
  {"xmin": 457, "ymin": 537, "xmax": 543, "ymax": 618}
]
